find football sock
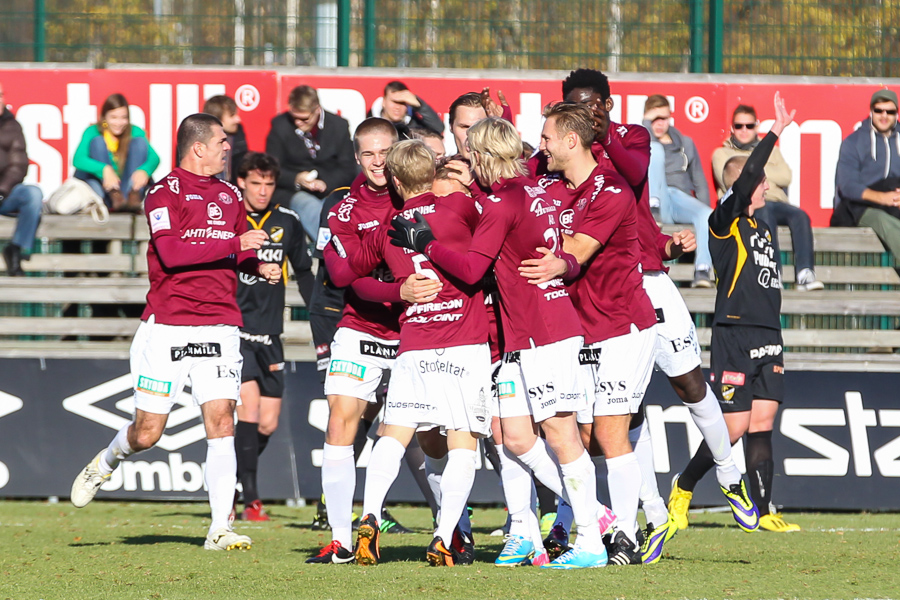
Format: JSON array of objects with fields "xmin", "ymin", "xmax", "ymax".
[
  {"xmin": 560, "ymin": 451, "xmax": 603, "ymax": 551},
  {"xmin": 435, "ymin": 448, "xmax": 477, "ymax": 544},
  {"xmin": 678, "ymin": 441, "xmax": 716, "ymax": 493},
  {"xmin": 746, "ymin": 430, "xmax": 774, "ymax": 516},
  {"xmin": 353, "ymin": 418, "xmax": 374, "ymax": 459},
  {"xmin": 535, "ymin": 478, "xmax": 557, "ymax": 517},
  {"xmin": 606, "ymin": 452, "xmax": 641, "ymax": 544},
  {"xmin": 629, "ymin": 421, "xmax": 669, "ymax": 528},
  {"xmin": 482, "ymin": 437, "xmax": 503, "ymax": 477},
  {"xmin": 362, "ymin": 436, "xmax": 406, "ymax": 521},
  {"xmin": 257, "ymin": 431, "xmax": 270, "ymax": 456},
  {"xmin": 99, "ymin": 423, "xmax": 134, "ymax": 476},
  {"xmin": 497, "ymin": 444, "xmax": 535, "ymax": 539},
  {"xmin": 235, "ymin": 421, "xmax": 260, "ymax": 504},
  {"xmin": 321, "ymin": 443, "xmax": 356, "ymax": 548},
  {"xmin": 687, "ymin": 385, "xmax": 741, "ymax": 488},
  {"xmin": 554, "ymin": 499, "xmax": 574, "ymax": 534},
  {"xmin": 424, "ymin": 453, "xmax": 448, "ymax": 522},
  {"xmin": 404, "ymin": 437, "xmax": 439, "ymax": 519},
  {"xmin": 206, "ymin": 436, "xmax": 237, "ymax": 535},
  {"xmin": 517, "ymin": 438, "xmax": 566, "ymax": 499},
  {"xmin": 527, "ymin": 485, "xmax": 544, "ymax": 552}
]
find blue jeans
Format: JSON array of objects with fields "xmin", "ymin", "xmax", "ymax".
[
  {"xmin": 754, "ymin": 201, "xmax": 814, "ymax": 274},
  {"xmin": 0, "ymin": 183, "xmax": 43, "ymax": 254},
  {"xmin": 289, "ymin": 190, "xmax": 322, "ymax": 242},
  {"xmin": 649, "ymin": 140, "xmax": 713, "ymax": 269},
  {"xmin": 74, "ymin": 136, "xmax": 151, "ymax": 208}
]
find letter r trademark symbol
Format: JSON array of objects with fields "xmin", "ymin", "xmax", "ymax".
[{"xmin": 685, "ymin": 96, "xmax": 709, "ymax": 123}]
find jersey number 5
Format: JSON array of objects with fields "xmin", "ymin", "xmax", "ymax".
[{"xmin": 412, "ymin": 254, "xmax": 440, "ymax": 281}]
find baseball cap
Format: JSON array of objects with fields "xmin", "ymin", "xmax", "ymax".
[{"xmin": 870, "ymin": 89, "xmax": 898, "ymax": 108}]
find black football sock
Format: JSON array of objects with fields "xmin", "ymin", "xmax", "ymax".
[
  {"xmin": 535, "ymin": 478, "xmax": 557, "ymax": 517},
  {"xmin": 235, "ymin": 420, "xmax": 260, "ymax": 505},
  {"xmin": 481, "ymin": 438, "xmax": 503, "ymax": 479},
  {"xmin": 746, "ymin": 430, "xmax": 774, "ymax": 516},
  {"xmin": 353, "ymin": 418, "xmax": 374, "ymax": 460},
  {"xmin": 257, "ymin": 431, "xmax": 271, "ymax": 456},
  {"xmin": 403, "ymin": 436, "xmax": 439, "ymax": 518},
  {"xmin": 678, "ymin": 440, "xmax": 716, "ymax": 492}
]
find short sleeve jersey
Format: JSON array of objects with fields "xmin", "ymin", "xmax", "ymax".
[
  {"xmin": 353, "ymin": 192, "xmax": 488, "ymax": 354},
  {"xmin": 327, "ymin": 183, "xmax": 403, "ymax": 340},
  {"xmin": 467, "ymin": 176, "xmax": 583, "ymax": 352},
  {"xmin": 142, "ymin": 167, "xmax": 249, "ymax": 327},
  {"xmin": 541, "ymin": 165, "xmax": 656, "ymax": 343}
]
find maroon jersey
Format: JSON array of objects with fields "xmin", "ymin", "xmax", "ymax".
[
  {"xmin": 142, "ymin": 167, "xmax": 258, "ymax": 326},
  {"xmin": 466, "ymin": 176, "xmax": 583, "ymax": 352},
  {"xmin": 351, "ymin": 192, "xmax": 488, "ymax": 354},
  {"xmin": 542, "ymin": 165, "xmax": 656, "ymax": 343},
  {"xmin": 327, "ymin": 183, "xmax": 402, "ymax": 341}
]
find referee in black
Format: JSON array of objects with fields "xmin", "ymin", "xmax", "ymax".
[
  {"xmin": 669, "ymin": 93, "xmax": 800, "ymax": 533},
  {"xmin": 235, "ymin": 152, "xmax": 314, "ymax": 521}
]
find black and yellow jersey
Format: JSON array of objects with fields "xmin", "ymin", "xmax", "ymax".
[
  {"xmin": 709, "ymin": 132, "xmax": 782, "ymax": 330},
  {"xmin": 237, "ymin": 203, "xmax": 314, "ymax": 335}
]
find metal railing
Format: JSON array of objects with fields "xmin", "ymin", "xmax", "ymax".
[{"xmin": 2, "ymin": 1, "xmax": 898, "ymax": 76}]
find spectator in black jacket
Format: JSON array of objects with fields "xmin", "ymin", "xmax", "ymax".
[
  {"xmin": 203, "ymin": 95, "xmax": 248, "ymax": 184},
  {"xmin": 368, "ymin": 81, "xmax": 444, "ymax": 139},
  {"xmin": 265, "ymin": 85, "xmax": 357, "ymax": 242}
]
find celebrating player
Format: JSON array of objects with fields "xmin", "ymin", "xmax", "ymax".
[{"xmin": 70, "ymin": 113, "xmax": 281, "ymax": 551}]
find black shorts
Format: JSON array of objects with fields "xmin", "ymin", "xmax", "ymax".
[
  {"xmin": 310, "ymin": 309, "xmax": 343, "ymax": 383},
  {"xmin": 239, "ymin": 333, "xmax": 285, "ymax": 398},
  {"xmin": 710, "ymin": 325, "xmax": 784, "ymax": 412}
]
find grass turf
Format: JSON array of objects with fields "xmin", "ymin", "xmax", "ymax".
[{"xmin": 0, "ymin": 500, "xmax": 897, "ymax": 600}]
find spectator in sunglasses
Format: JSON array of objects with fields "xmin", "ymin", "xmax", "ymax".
[
  {"xmin": 832, "ymin": 89, "xmax": 900, "ymax": 261},
  {"xmin": 712, "ymin": 105, "xmax": 822, "ymax": 291}
]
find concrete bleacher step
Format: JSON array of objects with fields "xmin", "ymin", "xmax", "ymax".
[
  {"xmin": 667, "ymin": 263, "xmax": 900, "ymax": 286},
  {"xmin": 659, "ymin": 224, "xmax": 889, "ymax": 254}
]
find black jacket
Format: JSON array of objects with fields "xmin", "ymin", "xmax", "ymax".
[
  {"xmin": 0, "ymin": 109, "xmax": 29, "ymax": 198},
  {"xmin": 265, "ymin": 110, "xmax": 358, "ymax": 206},
  {"xmin": 225, "ymin": 124, "xmax": 249, "ymax": 184}
]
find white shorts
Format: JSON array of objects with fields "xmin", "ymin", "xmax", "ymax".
[
  {"xmin": 496, "ymin": 336, "xmax": 588, "ymax": 423},
  {"xmin": 578, "ymin": 325, "xmax": 657, "ymax": 421},
  {"xmin": 384, "ymin": 344, "xmax": 492, "ymax": 437},
  {"xmin": 643, "ymin": 271, "xmax": 702, "ymax": 377},
  {"xmin": 324, "ymin": 328, "xmax": 398, "ymax": 403},
  {"xmin": 130, "ymin": 315, "xmax": 242, "ymax": 415}
]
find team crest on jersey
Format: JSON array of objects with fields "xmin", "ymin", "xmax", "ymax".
[
  {"xmin": 576, "ymin": 197, "xmax": 588, "ymax": 211},
  {"xmin": 167, "ymin": 176, "xmax": 180, "ymax": 194},
  {"xmin": 721, "ymin": 384, "xmax": 735, "ymax": 402},
  {"xmin": 218, "ymin": 191, "xmax": 232, "ymax": 204},
  {"xmin": 270, "ymin": 226, "xmax": 284, "ymax": 243},
  {"xmin": 207, "ymin": 203, "xmax": 223, "ymax": 220}
]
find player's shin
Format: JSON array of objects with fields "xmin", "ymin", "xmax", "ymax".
[
  {"xmin": 322, "ymin": 443, "xmax": 356, "ymax": 547},
  {"xmin": 206, "ymin": 436, "xmax": 238, "ymax": 534},
  {"xmin": 361, "ymin": 436, "xmax": 407, "ymax": 519},
  {"xmin": 497, "ymin": 444, "xmax": 535, "ymax": 539},
  {"xmin": 606, "ymin": 452, "xmax": 642, "ymax": 544},
  {"xmin": 434, "ymin": 448, "xmax": 477, "ymax": 544},
  {"xmin": 687, "ymin": 385, "xmax": 741, "ymax": 488},
  {"xmin": 560, "ymin": 451, "xmax": 604, "ymax": 551},
  {"xmin": 628, "ymin": 421, "xmax": 669, "ymax": 527},
  {"xmin": 99, "ymin": 423, "xmax": 135, "ymax": 476}
]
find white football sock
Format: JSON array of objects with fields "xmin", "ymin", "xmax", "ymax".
[
  {"xmin": 516, "ymin": 438, "xmax": 566, "ymax": 499},
  {"xmin": 560, "ymin": 451, "xmax": 603, "ymax": 551},
  {"xmin": 322, "ymin": 443, "xmax": 356, "ymax": 548},
  {"xmin": 361, "ymin": 436, "xmax": 406, "ymax": 521},
  {"xmin": 424, "ymin": 454, "xmax": 447, "ymax": 526},
  {"xmin": 687, "ymin": 385, "xmax": 741, "ymax": 488},
  {"xmin": 554, "ymin": 498, "xmax": 574, "ymax": 534},
  {"xmin": 435, "ymin": 449, "xmax": 477, "ymax": 543},
  {"xmin": 629, "ymin": 422, "xmax": 669, "ymax": 528},
  {"xmin": 99, "ymin": 423, "xmax": 134, "ymax": 476},
  {"xmin": 606, "ymin": 452, "xmax": 641, "ymax": 544},
  {"xmin": 497, "ymin": 444, "xmax": 535, "ymax": 538},
  {"xmin": 205, "ymin": 436, "xmax": 237, "ymax": 535}
]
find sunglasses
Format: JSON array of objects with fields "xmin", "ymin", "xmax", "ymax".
[
  {"xmin": 873, "ymin": 108, "xmax": 898, "ymax": 115},
  {"xmin": 733, "ymin": 123, "xmax": 757, "ymax": 130}
]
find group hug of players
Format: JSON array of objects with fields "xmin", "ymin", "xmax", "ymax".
[{"xmin": 287, "ymin": 69, "xmax": 800, "ymax": 569}]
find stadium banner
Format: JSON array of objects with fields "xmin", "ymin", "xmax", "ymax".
[
  {"xmin": 2, "ymin": 65, "xmax": 894, "ymax": 226},
  {"xmin": 0, "ymin": 358, "xmax": 898, "ymax": 510}
]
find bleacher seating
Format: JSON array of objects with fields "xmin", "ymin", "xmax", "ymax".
[{"xmin": 0, "ymin": 216, "xmax": 897, "ymax": 370}]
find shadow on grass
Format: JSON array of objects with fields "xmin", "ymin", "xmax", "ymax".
[
  {"xmin": 664, "ymin": 555, "xmax": 752, "ymax": 565},
  {"xmin": 120, "ymin": 535, "xmax": 203, "ymax": 546},
  {"xmin": 69, "ymin": 541, "xmax": 112, "ymax": 547},
  {"xmin": 682, "ymin": 521, "xmax": 730, "ymax": 529}
]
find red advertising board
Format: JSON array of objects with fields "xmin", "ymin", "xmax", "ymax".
[{"xmin": 2, "ymin": 66, "xmax": 890, "ymax": 226}]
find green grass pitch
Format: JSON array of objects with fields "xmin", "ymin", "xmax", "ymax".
[{"xmin": 0, "ymin": 500, "xmax": 897, "ymax": 600}]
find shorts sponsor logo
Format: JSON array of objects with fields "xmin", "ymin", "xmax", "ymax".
[
  {"xmin": 528, "ymin": 382, "xmax": 554, "ymax": 402},
  {"xmin": 773, "ymin": 365, "xmax": 785, "ymax": 374},
  {"xmin": 170, "ymin": 342, "xmax": 222, "ymax": 361},
  {"xmin": 473, "ymin": 388, "xmax": 488, "ymax": 422},
  {"xmin": 655, "ymin": 308, "xmax": 665, "ymax": 324},
  {"xmin": 149, "ymin": 207, "xmax": 171, "ymax": 233},
  {"xmin": 269, "ymin": 362, "xmax": 285, "ymax": 372},
  {"xmin": 216, "ymin": 366, "xmax": 240, "ymax": 379},
  {"xmin": 749, "ymin": 344, "xmax": 782, "ymax": 359},
  {"xmin": 329, "ymin": 360, "xmax": 366, "ymax": 381},
  {"xmin": 316, "ymin": 357, "xmax": 330, "ymax": 371},
  {"xmin": 669, "ymin": 334, "xmax": 695, "ymax": 353},
  {"xmin": 597, "ymin": 381, "xmax": 627, "ymax": 394},
  {"xmin": 387, "ymin": 400, "xmax": 435, "ymax": 411},
  {"xmin": 419, "ymin": 359, "xmax": 467, "ymax": 377},
  {"xmin": 721, "ymin": 384, "xmax": 735, "ymax": 402},
  {"xmin": 722, "ymin": 371, "xmax": 746, "ymax": 386},
  {"xmin": 218, "ymin": 191, "xmax": 233, "ymax": 205},
  {"xmin": 359, "ymin": 340, "xmax": 398, "ymax": 359},
  {"xmin": 137, "ymin": 376, "xmax": 172, "ymax": 397},
  {"xmin": 239, "ymin": 332, "xmax": 272, "ymax": 345},
  {"xmin": 315, "ymin": 343, "xmax": 330, "ymax": 357},
  {"xmin": 578, "ymin": 347, "xmax": 600, "ymax": 365},
  {"xmin": 498, "ymin": 381, "xmax": 516, "ymax": 399}
]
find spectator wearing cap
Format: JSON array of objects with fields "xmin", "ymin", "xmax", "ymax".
[
  {"xmin": 265, "ymin": 85, "xmax": 357, "ymax": 242},
  {"xmin": 833, "ymin": 89, "xmax": 900, "ymax": 259},
  {"xmin": 368, "ymin": 81, "xmax": 444, "ymax": 139},
  {"xmin": 712, "ymin": 104, "xmax": 823, "ymax": 291}
]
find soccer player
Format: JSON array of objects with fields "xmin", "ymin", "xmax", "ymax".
[
  {"xmin": 668, "ymin": 93, "xmax": 798, "ymax": 533},
  {"xmin": 234, "ymin": 152, "xmax": 314, "ymax": 521},
  {"xmin": 340, "ymin": 139, "xmax": 491, "ymax": 566},
  {"xmin": 448, "ymin": 92, "xmax": 487, "ymax": 160},
  {"xmin": 391, "ymin": 117, "xmax": 609, "ymax": 570},
  {"xmin": 70, "ymin": 113, "xmax": 282, "ymax": 551}
]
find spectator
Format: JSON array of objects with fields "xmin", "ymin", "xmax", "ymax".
[
  {"xmin": 712, "ymin": 104, "xmax": 823, "ymax": 291},
  {"xmin": 203, "ymin": 95, "xmax": 248, "ymax": 183},
  {"xmin": 368, "ymin": 81, "xmax": 444, "ymax": 139},
  {"xmin": 0, "ymin": 81, "xmax": 43, "ymax": 276},
  {"xmin": 265, "ymin": 85, "xmax": 357, "ymax": 242},
  {"xmin": 644, "ymin": 94, "xmax": 714, "ymax": 288},
  {"xmin": 409, "ymin": 127, "xmax": 445, "ymax": 159},
  {"xmin": 833, "ymin": 88, "xmax": 900, "ymax": 260},
  {"xmin": 73, "ymin": 93, "xmax": 159, "ymax": 213}
]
